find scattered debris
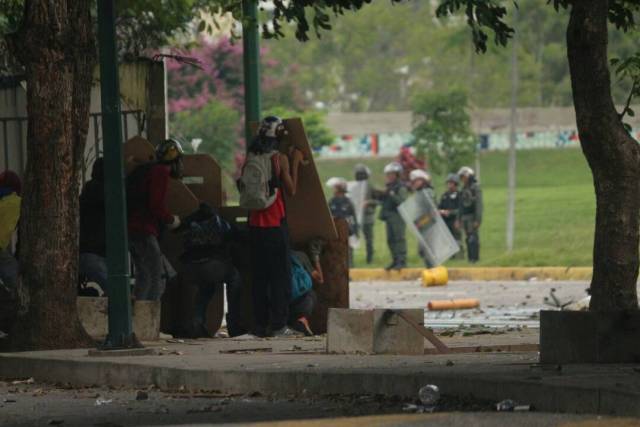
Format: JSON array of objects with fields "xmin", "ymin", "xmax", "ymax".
[
  {"xmin": 543, "ymin": 288, "xmax": 573, "ymax": 310},
  {"xmin": 445, "ymin": 360, "xmax": 455, "ymax": 367},
  {"xmin": 135, "ymin": 390, "xmax": 149, "ymax": 401},
  {"xmin": 187, "ymin": 405, "xmax": 222, "ymax": 414},
  {"xmin": 427, "ymin": 299, "xmax": 480, "ymax": 311},
  {"xmin": 418, "ymin": 384, "xmax": 440, "ymax": 412},
  {"xmin": 166, "ymin": 339, "xmax": 185, "ymax": 344},
  {"xmin": 565, "ymin": 296, "xmax": 591, "ymax": 311},
  {"xmin": 496, "ymin": 399, "xmax": 515, "ymax": 411},
  {"xmin": 220, "ymin": 347, "xmax": 272, "ymax": 354},
  {"xmin": 496, "ymin": 399, "xmax": 532, "ymax": 412},
  {"xmin": 402, "ymin": 403, "xmax": 419, "ymax": 412},
  {"xmin": 11, "ymin": 377, "xmax": 34, "ymax": 385},
  {"xmin": 95, "ymin": 397, "xmax": 113, "ymax": 406}
]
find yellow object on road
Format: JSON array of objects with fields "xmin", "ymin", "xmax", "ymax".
[
  {"xmin": 427, "ymin": 298, "xmax": 480, "ymax": 311},
  {"xmin": 421, "ymin": 266, "xmax": 448, "ymax": 287},
  {"xmin": 0, "ymin": 193, "xmax": 20, "ymax": 250}
]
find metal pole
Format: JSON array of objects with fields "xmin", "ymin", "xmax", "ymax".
[
  {"xmin": 506, "ymin": 11, "xmax": 518, "ymax": 253},
  {"xmin": 97, "ymin": 0, "xmax": 137, "ymax": 349},
  {"xmin": 242, "ymin": 0, "xmax": 261, "ymax": 145}
]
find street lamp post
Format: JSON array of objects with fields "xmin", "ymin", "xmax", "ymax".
[
  {"xmin": 96, "ymin": 0, "xmax": 137, "ymax": 349},
  {"xmin": 242, "ymin": 0, "xmax": 261, "ymax": 145}
]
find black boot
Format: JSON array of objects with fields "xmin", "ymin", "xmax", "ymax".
[{"xmin": 385, "ymin": 260, "xmax": 397, "ymax": 271}]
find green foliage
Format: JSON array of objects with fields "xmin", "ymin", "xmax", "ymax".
[
  {"xmin": 611, "ymin": 52, "xmax": 640, "ymax": 130},
  {"xmin": 411, "ymin": 89, "xmax": 476, "ymax": 175},
  {"xmin": 171, "ymin": 99, "xmax": 240, "ymax": 165},
  {"xmin": 266, "ymin": 106, "xmax": 334, "ymax": 150}
]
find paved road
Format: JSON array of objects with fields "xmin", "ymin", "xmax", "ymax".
[
  {"xmin": 0, "ymin": 380, "xmax": 627, "ymax": 427},
  {"xmin": 350, "ymin": 280, "xmax": 593, "ymax": 328}
]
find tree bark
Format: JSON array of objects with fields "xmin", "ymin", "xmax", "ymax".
[
  {"xmin": 567, "ymin": 0, "xmax": 640, "ymax": 311},
  {"xmin": 5, "ymin": 1, "xmax": 96, "ymax": 349}
]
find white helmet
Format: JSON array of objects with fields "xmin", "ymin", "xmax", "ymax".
[
  {"xmin": 457, "ymin": 166, "xmax": 475, "ymax": 177},
  {"xmin": 409, "ymin": 169, "xmax": 431, "ymax": 183},
  {"xmin": 325, "ymin": 177, "xmax": 347, "ymax": 190},
  {"xmin": 383, "ymin": 162, "xmax": 403, "ymax": 174}
]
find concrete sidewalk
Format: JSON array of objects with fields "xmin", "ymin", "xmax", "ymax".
[{"xmin": 0, "ymin": 331, "xmax": 638, "ymax": 417}]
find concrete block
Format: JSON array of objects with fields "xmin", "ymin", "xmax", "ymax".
[
  {"xmin": 540, "ymin": 310, "xmax": 640, "ymax": 364},
  {"xmin": 327, "ymin": 308, "xmax": 424, "ymax": 355},
  {"xmin": 77, "ymin": 297, "xmax": 161, "ymax": 341}
]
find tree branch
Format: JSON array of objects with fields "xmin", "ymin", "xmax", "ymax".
[{"xmin": 618, "ymin": 80, "xmax": 637, "ymax": 121}]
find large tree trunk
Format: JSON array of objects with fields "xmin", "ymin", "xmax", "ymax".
[
  {"xmin": 5, "ymin": 1, "xmax": 95, "ymax": 349},
  {"xmin": 567, "ymin": 0, "xmax": 640, "ymax": 311}
]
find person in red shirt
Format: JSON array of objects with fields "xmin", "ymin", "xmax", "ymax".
[
  {"xmin": 246, "ymin": 116, "xmax": 304, "ymax": 337},
  {"xmin": 128, "ymin": 139, "xmax": 183, "ymax": 301}
]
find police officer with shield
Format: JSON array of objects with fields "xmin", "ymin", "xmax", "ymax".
[
  {"xmin": 439, "ymin": 173, "xmax": 463, "ymax": 259},
  {"xmin": 377, "ymin": 162, "xmax": 409, "ymax": 270}
]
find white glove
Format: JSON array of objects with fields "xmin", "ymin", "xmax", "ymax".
[{"xmin": 167, "ymin": 215, "xmax": 181, "ymax": 230}]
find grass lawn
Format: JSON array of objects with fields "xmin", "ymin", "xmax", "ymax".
[{"xmin": 315, "ymin": 148, "xmax": 595, "ymax": 267}]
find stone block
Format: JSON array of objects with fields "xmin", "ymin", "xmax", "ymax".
[
  {"xmin": 540, "ymin": 310, "xmax": 640, "ymax": 364},
  {"xmin": 327, "ymin": 308, "xmax": 424, "ymax": 355},
  {"xmin": 77, "ymin": 297, "xmax": 161, "ymax": 341}
]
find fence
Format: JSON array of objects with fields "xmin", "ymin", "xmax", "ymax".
[{"xmin": 0, "ymin": 110, "xmax": 146, "ymax": 181}]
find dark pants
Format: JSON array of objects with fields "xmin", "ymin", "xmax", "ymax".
[
  {"xmin": 462, "ymin": 216, "xmax": 480, "ymax": 263},
  {"xmin": 191, "ymin": 258, "xmax": 245, "ymax": 337},
  {"xmin": 289, "ymin": 290, "xmax": 317, "ymax": 323},
  {"xmin": 250, "ymin": 223, "xmax": 291, "ymax": 334},
  {"xmin": 363, "ymin": 223, "xmax": 374, "ymax": 264},
  {"xmin": 0, "ymin": 248, "xmax": 18, "ymax": 290},
  {"xmin": 385, "ymin": 216, "xmax": 407, "ymax": 266},
  {"xmin": 79, "ymin": 253, "xmax": 108, "ymax": 295},
  {"xmin": 130, "ymin": 234, "xmax": 168, "ymax": 301}
]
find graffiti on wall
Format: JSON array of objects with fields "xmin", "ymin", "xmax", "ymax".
[{"xmin": 318, "ymin": 128, "xmax": 640, "ymax": 158}]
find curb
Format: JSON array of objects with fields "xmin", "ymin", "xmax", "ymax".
[
  {"xmin": 0, "ymin": 352, "xmax": 637, "ymax": 416},
  {"xmin": 350, "ymin": 267, "xmax": 592, "ymax": 282}
]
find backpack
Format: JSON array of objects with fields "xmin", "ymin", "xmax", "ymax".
[
  {"xmin": 238, "ymin": 151, "xmax": 279, "ymax": 210},
  {"xmin": 183, "ymin": 213, "xmax": 231, "ymax": 252},
  {"xmin": 125, "ymin": 163, "xmax": 155, "ymax": 215},
  {"xmin": 291, "ymin": 253, "xmax": 313, "ymax": 301}
]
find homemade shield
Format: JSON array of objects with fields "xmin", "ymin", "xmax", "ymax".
[
  {"xmin": 398, "ymin": 190, "xmax": 460, "ymax": 266},
  {"xmin": 0, "ymin": 193, "xmax": 20, "ymax": 250},
  {"xmin": 347, "ymin": 180, "xmax": 367, "ymax": 227}
]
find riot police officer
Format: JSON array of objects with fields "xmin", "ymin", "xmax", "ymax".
[
  {"xmin": 378, "ymin": 162, "xmax": 408, "ymax": 270},
  {"xmin": 439, "ymin": 173, "xmax": 463, "ymax": 258},
  {"xmin": 458, "ymin": 166, "xmax": 483, "ymax": 263},
  {"xmin": 327, "ymin": 177, "xmax": 358, "ymax": 267},
  {"xmin": 354, "ymin": 164, "xmax": 378, "ymax": 264}
]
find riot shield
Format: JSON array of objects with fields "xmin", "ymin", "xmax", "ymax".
[
  {"xmin": 347, "ymin": 180, "xmax": 367, "ymax": 227},
  {"xmin": 398, "ymin": 190, "xmax": 460, "ymax": 266}
]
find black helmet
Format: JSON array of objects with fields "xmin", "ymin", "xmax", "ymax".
[
  {"xmin": 156, "ymin": 138, "xmax": 184, "ymax": 163},
  {"xmin": 156, "ymin": 138, "xmax": 184, "ymax": 178},
  {"xmin": 354, "ymin": 163, "xmax": 371, "ymax": 181},
  {"xmin": 258, "ymin": 116, "xmax": 285, "ymax": 140}
]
